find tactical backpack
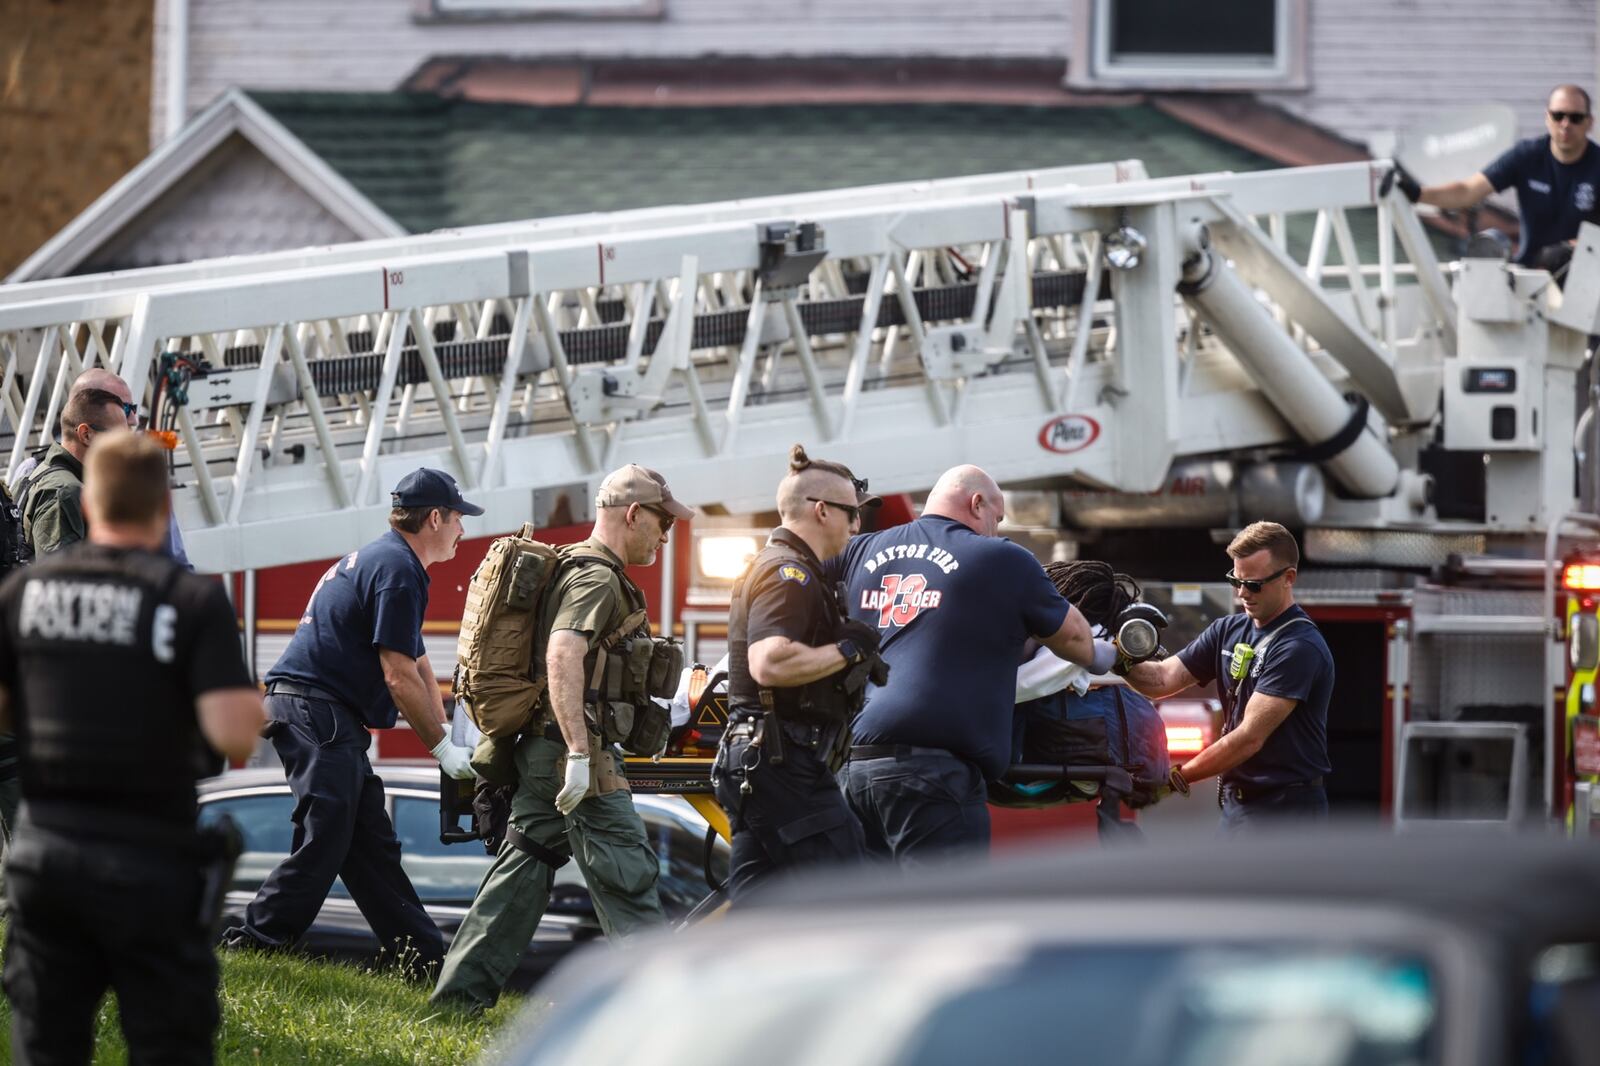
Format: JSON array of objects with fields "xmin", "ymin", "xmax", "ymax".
[
  {"xmin": 454, "ymin": 526, "xmax": 682, "ymax": 754},
  {"xmin": 454, "ymin": 523, "xmax": 563, "ymax": 739}
]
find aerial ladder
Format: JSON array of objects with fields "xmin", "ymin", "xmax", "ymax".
[{"xmin": 1, "ymin": 156, "xmax": 1597, "ymax": 827}]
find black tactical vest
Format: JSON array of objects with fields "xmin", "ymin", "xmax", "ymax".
[
  {"xmin": 727, "ymin": 530, "xmax": 853, "ymax": 722},
  {"xmin": 7, "ymin": 548, "xmax": 202, "ymax": 833}
]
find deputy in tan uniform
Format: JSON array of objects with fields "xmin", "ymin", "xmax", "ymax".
[{"xmin": 432, "ymin": 464, "xmax": 693, "ymax": 1013}]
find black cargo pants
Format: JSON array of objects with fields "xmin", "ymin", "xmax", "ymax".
[
  {"xmin": 713, "ymin": 719, "xmax": 865, "ymax": 902},
  {"xmin": 4, "ymin": 822, "xmax": 219, "ymax": 1066},
  {"xmin": 227, "ymin": 688, "xmax": 443, "ymax": 974}
]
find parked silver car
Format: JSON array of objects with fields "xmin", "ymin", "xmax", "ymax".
[
  {"xmin": 492, "ymin": 828, "xmax": 1600, "ymax": 1065},
  {"xmin": 199, "ymin": 765, "xmax": 728, "ymax": 986}
]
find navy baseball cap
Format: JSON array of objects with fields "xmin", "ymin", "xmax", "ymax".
[{"xmin": 390, "ymin": 468, "xmax": 484, "ymax": 516}]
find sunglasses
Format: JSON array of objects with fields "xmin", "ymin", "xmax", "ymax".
[
  {"xmin": 807, "ymin": 496, "xmax": 861, "ymax": 524},
  {"xmin": 1225, "ymin": 566, "xmax": 1292, "ymax": 593},
  {"xmin": 639, "ymin": 503, "xmax": 676, "ymax": 532},
  {"xmin": 1550, "ymin": 110, "xmax": 1591, "ymax": 125}
]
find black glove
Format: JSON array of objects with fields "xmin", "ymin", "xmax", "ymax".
[
  {"xmin": 1380, "ymin": 161, "xmax": 1422, "ymax": 204},
  {"xmin": 836, "ymin": 619, "xmax": 882, "ymax": 664},
  {"xmin": 838, "ymin": 654, "xmax": 890, "ymax": 693}
]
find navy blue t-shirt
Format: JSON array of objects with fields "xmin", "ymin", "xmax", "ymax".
[
  {"xmin": 826, "ymin": 515, "xmax": 1070, "ymax": 780},
  {"xmin": 266, "ymin": 529, "xmax": 429, "ymax": 728},
  {"xmin": 1176, "ymin": 604, "xmax": 1334, "ymax": 791},
  {"xmin": 1482, "ymin": 135, "xmax": 1600, "ymax": 265}
]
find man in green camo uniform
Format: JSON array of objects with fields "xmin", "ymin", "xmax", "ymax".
[
  {"xmin": 431, "ymin": 464, "xmax": 692, "ymax": 1012},
  {"xmin": 21, "ymin": 383, "xmax": 136, "ymax": 558}
]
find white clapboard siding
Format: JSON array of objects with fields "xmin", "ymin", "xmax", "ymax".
[
  {"xmin": 153, "ymin": 0, "xmax": 1072, "ymax": 141},
  {"xmin": 1263, "ymin": 0, "xmax": 1597, "ymax": 147}
]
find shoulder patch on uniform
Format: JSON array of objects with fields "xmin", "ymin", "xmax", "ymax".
[{"xmin": 777, "ymin": 564, "xmax": 810, "ymax": 585}]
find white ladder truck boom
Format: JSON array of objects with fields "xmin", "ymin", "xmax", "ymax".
[{"xmin": 1, "ymin": 157, "xmax": 1596, "ymax": 826}]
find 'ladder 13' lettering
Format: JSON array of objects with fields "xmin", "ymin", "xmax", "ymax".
[{"xmin": 860, "ymin": 573, "xmax": 944, "ymax": 628}]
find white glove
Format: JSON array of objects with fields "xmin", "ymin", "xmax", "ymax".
[
  {"xmin": 555, "ymin": 753, "xmax": 591, "ymax": 816},
  {"xmin": 430, "ymin": 736, "xmax": 476, "ymax": 780}
]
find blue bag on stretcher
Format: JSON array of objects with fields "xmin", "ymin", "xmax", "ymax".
[{"xmin": 990, "ymin": 648, "xmax": 1171, "ymax": 809}]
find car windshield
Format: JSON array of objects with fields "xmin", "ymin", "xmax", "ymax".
[{"xmin": 521, "ymin": 932, "xmax": 1437, "ymax": 1066}]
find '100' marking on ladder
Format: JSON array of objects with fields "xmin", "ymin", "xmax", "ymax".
[{"xmin": 381, "ymin": 267, "xmax": 404, "ymax": 310}]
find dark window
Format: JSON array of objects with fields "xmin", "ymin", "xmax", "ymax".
[{"xmin": 1109, "ymin": 0, "xmax": 1276, "ymax": 59}]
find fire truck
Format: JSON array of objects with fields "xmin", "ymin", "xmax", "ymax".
[{"xmin": 0, "ymin": 157, "xmax": 1595, "ymax": 834}]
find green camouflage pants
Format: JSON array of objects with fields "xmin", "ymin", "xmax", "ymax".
[{"xmin": 431, "ymin": 733, "xmax": 665, "ymax": 1010}]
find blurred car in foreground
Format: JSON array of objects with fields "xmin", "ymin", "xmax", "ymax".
[
  {"xmin": 199, "ymin": 765, "xmax": 728, "ymax": 985},
  {"xmin": 492, "ymin": 829, "xmax": 1600, "ymax": 1066}
]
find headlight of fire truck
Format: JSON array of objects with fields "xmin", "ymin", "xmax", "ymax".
[
  {"xmin": 698, "ymin": 535, "xmax": 760, "ymax": 581},
  {"xmin": 687, "ymin": 529, "xmax": 763, "ymax": 606}
]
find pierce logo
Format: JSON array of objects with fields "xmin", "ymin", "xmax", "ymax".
[
  {"xmin": 859, "ymin": 573, "xmax": 944, "ymax": 628},
  {"xmin": 1038, "ymin": 414, "xmax": 1101, "ymax": 454}
]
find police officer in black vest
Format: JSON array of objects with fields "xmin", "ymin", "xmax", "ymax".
[
  {"xmin": 0, "ymin": 432, "xmax": 264, "ymax": 1065},
  {"xmin": 715, "ymin": 444, "xmax": 886, "ymax": 901}
]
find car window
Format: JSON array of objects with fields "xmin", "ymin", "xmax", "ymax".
[
  {"xmin": 899, "ymin": 945, "xmax": 1436, "ymax": 1066},
  {"xmin": 392, "ymin": 795, "xmax": 493, "ymax": 905},
  {"xmin": 201, "ymin": 791, "xmax": 351, "ymax": 899},
  {"xmin": 640, "ymin": 807, "xmax": 728, "ymax": 918},
  {"xmin": 518, "ymin": 937, "xmax": 1437, "ymax": 1066},
  {"xmin": 200, "ymin": 793, "xmax": 295, "ymax": 853}
]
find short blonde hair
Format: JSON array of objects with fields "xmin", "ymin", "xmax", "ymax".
[
  {"xmin": 1227, "ymin": 521, "xmax": 1299, "ymax": 569},
  {"xmin": 85, "ymin": 433, "xmax": 169, "ymax": 526}
]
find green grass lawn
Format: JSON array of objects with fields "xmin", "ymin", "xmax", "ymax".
[{"xmin": 0, "ymin": 935, "xmax": 535, "ymax": 1065}]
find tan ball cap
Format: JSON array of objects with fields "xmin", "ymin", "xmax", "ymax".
[{"xmin": 595, "ymin": 464, "xmax": 694, "ymax": 519}]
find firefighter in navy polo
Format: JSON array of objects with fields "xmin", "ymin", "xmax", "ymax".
[
  {"xmin": 829, "ymin": 464, "xmax": 1117, "ymax": 865},
  {"xmin": 223, "ymin": 467, "xmax": 480, "ymax": 975},
  {"xmin": 1123, "ymin": 521, "xmax": 1335, "ymax": 831},
  {"xmin": 0, "ymin": 433, "xmax": 263, "ymax": 1064},
  {"xmin": 715, "ymin": 445, "xmax": 885, "ymax": 901}
]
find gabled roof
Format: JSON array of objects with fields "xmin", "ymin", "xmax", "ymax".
[{"xmin": 6, "ymin": 89, "xmax": 405, "ymax": 283}]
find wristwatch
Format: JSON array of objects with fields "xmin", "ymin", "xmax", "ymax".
[
  {"xmin": 837, "ymin": 638, "xmax": 864, "ymax": 665},
  {"xmin": 1167, "ymin": 766, "xmax": 1191, "ymax": 796}
]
